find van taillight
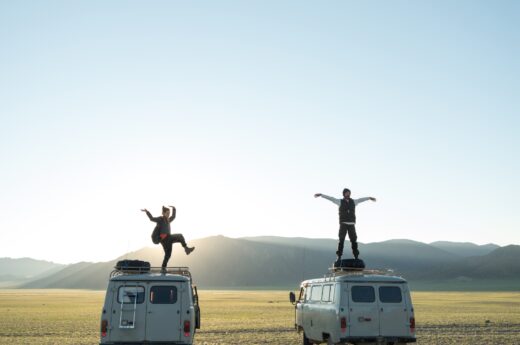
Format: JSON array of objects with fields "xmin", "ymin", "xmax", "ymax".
[
  {"xmin": 184, "ymin": 320, "xmax": 191, "ymax": 337},
  {"xmin": 340, "ymin": 317, "xmax": 347, "ymax": 332},
  {"xmin": 410, "ymin": 317, "xmax": 415, "ymax": 333},
  {"xmin": 101, "ymin": 319, "xmax": 108, "ymax": 337}
]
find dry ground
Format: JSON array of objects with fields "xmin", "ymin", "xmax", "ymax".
[{"xmin": 0, "ymin": 290, "xmax": 519, "ymax": 345}]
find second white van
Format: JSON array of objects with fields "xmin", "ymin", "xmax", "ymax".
[{"xmin": 290, "ymin": 271, "xmax": 416, "ymax": 345}]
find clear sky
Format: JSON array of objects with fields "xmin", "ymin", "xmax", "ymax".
[{"xmin": 1, "ymin": 0, "xmax": 518, "ymax": 264}]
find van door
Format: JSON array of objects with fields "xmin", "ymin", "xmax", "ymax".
[
  {"xmin": 109, "ymin": 283, "xmax": 147, "ymax": 342},
  {"xmin": 378, "ymin": 284, "xmax": 409, "ymax": 337},
  {"xmin": 347, "ymin": 284, "xmax": 379, "ymax": 338},
  {"xmin": 145, "ymin": 283, "xmax": 182, "ymax": 342},
  {"xmin": 306, "ymin": 284, "xmax": 323, "ymax": 341}
]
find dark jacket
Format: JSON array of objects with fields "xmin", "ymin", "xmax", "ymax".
[
  {"xmin": 339, "ymin": 198, "xmax": 356, "ymax": 223},
  {"xmin": 146, "ymin": 209, "xmax": 176, "ymax": 235}
]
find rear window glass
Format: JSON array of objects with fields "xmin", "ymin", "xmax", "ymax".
[
  {"xmin": 118, "ymin": 286, "xmax": 145, "ymax": 304},
  {"xmin": 150, "ymin": 286, "xmax": 178, "ymax": 304},
  {"xmin": 310, "ymin": 285, "xmax": 322, "ymax": 301},
  {"xmin": 379, "ymin": 286, "xmax": 402, "ymax": 303},
  {"xmin": 351, "ymin": 286, "xmax": 375, "ymax": 303}
]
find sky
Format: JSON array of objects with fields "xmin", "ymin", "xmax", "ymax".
[{"xmin": 0, "ymin": 0, "xmax": 518, "ymax": 264}]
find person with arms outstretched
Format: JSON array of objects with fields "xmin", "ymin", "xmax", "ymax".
[
  {"xmin": 315, "ymin": 188, "xmax": 376, "ymax": 262},
  {"xmin": 141, "ymin": 205, "xmax": 195, "ymax": 270}
]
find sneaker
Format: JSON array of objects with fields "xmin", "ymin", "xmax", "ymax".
[
  {"xmin": 160, "ymin": 267, "xmax": 167, "ymax": 274},
  {"xmin": 185, "ymin": 246, "xmax": 195, "ymax": 255}
]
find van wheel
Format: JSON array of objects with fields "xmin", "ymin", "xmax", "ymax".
[{"xmin": 303, "ymin": 332, "xmax": 311, "ymax": 345}]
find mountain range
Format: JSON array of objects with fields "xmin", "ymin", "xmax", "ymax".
[{"xmin": 2, "ymin": 236, "xmax": 519, "ymax": 291}]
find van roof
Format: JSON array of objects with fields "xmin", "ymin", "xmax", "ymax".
[
  {"xmin": 302, "ymin": 274, "xmax": 407, "ymax": 285},
  {"xmin": 110, "ymin": 273, "xmax": 190, "ymax": 282}
]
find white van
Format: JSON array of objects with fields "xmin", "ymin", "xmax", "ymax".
[
  {"xmin": 289, "ymin": 271, "xmax": 416, "ymax": 345},
  {"xmin": 99, "ymin": 265, "xmax": 200, "ymax": 345}
]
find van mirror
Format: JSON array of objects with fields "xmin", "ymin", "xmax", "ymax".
[{"xmin": 289, "ymin": 291, "xmax": 296, "ymax": 305}]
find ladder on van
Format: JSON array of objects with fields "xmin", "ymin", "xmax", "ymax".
[{"xmin": 119, "ymin": 285, "xmax": 138, "ymax": 329}]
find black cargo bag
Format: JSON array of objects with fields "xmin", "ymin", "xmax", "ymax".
[
  {"xmin": 116, "ymin": 260, "xmax": 151, "ymax": 272},
  {"xmin": 334, "ymin": 258, "xmax": 365, "ymax": 270}
]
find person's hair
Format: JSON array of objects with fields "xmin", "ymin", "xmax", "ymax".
[
  {"xmin": 162, "ymin": 206, "xmax": 170, "ymax": 214},
  {"xmin": 343, "ymin": 188, "xmax": 351, "ymax": 195}
]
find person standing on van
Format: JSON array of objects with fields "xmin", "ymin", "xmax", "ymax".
[
  {"xmin": 314, "ymin": 189, "xmax": 376, "ymax": 261},
  {"xmin": 141, "ymin": 206, "xmax": 195, "ymax": 269}
]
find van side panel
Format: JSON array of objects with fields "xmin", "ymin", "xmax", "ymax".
[
  {"xmin": 404, "ymin": 284, "xmax": 416, "ymax": 338},
  {"xmin": 337, "ymin": 282, "xmax": 349, "ymax": 342},
  {"xmin": 316, "ymin": 283, "xmax": 337, "ymax": 342},
  {"xmin": 181, "ymin": 283, "xmax": 196, "ymax": 342},
  {"xmin": 304, "ymin": 284, "xmax": 320, "ymax": 341},
  {"xmin": 99, "ymin": 284, "xmax": 113, "ymax": 344}
]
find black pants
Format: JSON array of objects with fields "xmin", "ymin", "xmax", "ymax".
[
  {"xmin": 337, "ymin": 223, "xmax": 359, "ymax": 259},
  {"xmin": 160, "ymin": 234, "xmax": 187, "ymax": 268}
]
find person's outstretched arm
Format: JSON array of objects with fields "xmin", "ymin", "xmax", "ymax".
[
  {"xmin": 141, "ymin": 209, "xmax": 160, "ymax": 222},
  {"xmin": 168, "ymin": 205, "xmax": 176, "ymax": 222},
  {"xmin": 314, "ymin": 193, "xmax": 341, "ymax": 206},
  {"xmin": 354, "ymin": 197, "xmax": 377, "ymax": 206}
]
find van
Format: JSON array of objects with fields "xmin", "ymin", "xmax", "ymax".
[
  {"xmin": 99, "ymin": 264, "xmax": 201, "ymax": 345},
  {"xmin": 289, "ymin": 270, "xmax": 416, "ymax": 345}
]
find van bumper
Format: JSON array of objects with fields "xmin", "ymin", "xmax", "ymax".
[{"xmin": 339, "ymin": 336, "xmax": 416, "ymax": 344}]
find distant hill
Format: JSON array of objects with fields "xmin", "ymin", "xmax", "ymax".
[
  {"xmin": 429, "ymin": 241, "xmax": 499, "ymax": 257},
  {"xmin": 455, "ymin": 245, "xmax": 520, "ymax": 279},
  {"xmin": 20, "ymin": 262, "xmax": 114, "ymax": 289},
  {"xmin": 0, "ymin": 257, "xmax": 64, "ymax": 277},
  {"xmin": 15, "ymin": 236, "xmax": 520, "ymax": 291},
  {"xmin": 0, "ymin": 257, "xmax": 65, "ymax": 285}
]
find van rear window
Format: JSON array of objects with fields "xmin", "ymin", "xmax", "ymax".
[
  {"xmin": 379, "ymin": 286, "xmax": 402, "ymax": 303},
  {"xmin": 150, "ymin": 286, "xmax": 178, "ymax": 304},
  {"xmin": 118, "ymin": 286, "xmax": 145, "ymax": 304},
  {"xmin": 351, "ymin": 286, "xmax": 375, "ymax": 303}
]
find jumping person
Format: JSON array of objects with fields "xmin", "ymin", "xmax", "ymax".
[
  {"xmin": 314, "ymin": 189, "xmax": 376, "ymax": 262},
  {"xmin": 141, "ymin": 206, "xmax": 195, "ymax": 269}
]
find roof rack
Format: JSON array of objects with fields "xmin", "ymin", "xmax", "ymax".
[
  {"xmin": 324, "ymin": 266, "xmax": 394, "ymax": 278},
  {"xmin": 110, "ymin": 266, "xmax": 192, "ymax": 280}
]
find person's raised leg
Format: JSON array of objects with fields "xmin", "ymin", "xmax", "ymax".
[{"xmin": 171, "ymin": 233, "xmax": 195, "ymax": 255}]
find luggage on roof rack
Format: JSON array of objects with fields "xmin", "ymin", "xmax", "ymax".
[
  {"xmin": 116, "ymin": 260, "xmax": 151, "ymax": 272},
  {"xmin": 333, "ymin": 258, "xmax": 365, "ymax": 270}
]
